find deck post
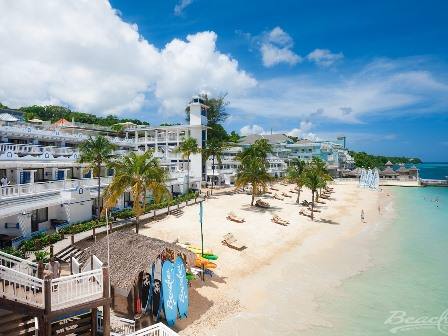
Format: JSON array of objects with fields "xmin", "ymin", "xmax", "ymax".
[
  {"xmin": 91, "ymin": 308, "xmax": 98, "ymax": 336},
  {"xmin": 102, "ymin": 264, "xmax": 111, "ymax": 336},
  {"xmin": 44, "ymin": 278, "xmax": 52, "ymax": 336},
  {"xmin": 71, "ymin": 234, "xmax": 75, "ymax": 245},
  {"xmin": 49, "ymin": 245, "xmax": 54, "ymax": 259},
  {"xmin": 93, "ymin": 227, "xmax": 96, "ymax": 241},
  {"xmin": 38, "ymin": 262, "xmax": 44, "ymax": 279},
  {"xmin": 167, "ymin": 205, "xmax": 170, "ymax": 215}
]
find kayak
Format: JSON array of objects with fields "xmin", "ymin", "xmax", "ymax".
[
  {"xmin": 195, "ymin": 256, "xmax": 217, "ymax": 269},
  {"xmin": 200, "ymin": 253, "xmax": 218, "ymax": 261},
  {"xmin": 180, "ymin": 243, "xmax": 213, "ymax": 255}
]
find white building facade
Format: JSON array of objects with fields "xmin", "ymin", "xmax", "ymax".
[{"xmin": 0, "ymin": 98, "xmax": 207, "ymax": 248}]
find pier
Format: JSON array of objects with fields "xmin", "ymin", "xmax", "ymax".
[{"xmin": 420, "ymin": 178, "xmax": 448, "ymax": 187}]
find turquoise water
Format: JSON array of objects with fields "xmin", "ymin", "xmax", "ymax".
[
  {"xmin": 417, "ymin": 163, "xmax": 448, "ymax": 180},
  {"xmin": 304, "ymin": 185, "xmax": 448, "ymax": 335}
]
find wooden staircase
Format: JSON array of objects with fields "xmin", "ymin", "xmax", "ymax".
[
  {"xmin": 0, "ymin": 309, "xmax": 37, "ymax": 336},
  {"xmin": 54, "ymin": 245, "xmax": 84, "ymax": 263}
]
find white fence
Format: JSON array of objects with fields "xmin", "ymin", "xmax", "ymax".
[
  {"xmin": 0, "ymin": 264, "xmax": 45, "ymax": 308},
  {"xmin": 126, "ymin": 323, "xmax": 178, "ymax": 336},
  {"xmin": 0, "ymin": 251, "xmax": 104, "ymax": 312},
  {"xmin": 50, "ymin": 268, "xmax": 103, "ymax": 310}
]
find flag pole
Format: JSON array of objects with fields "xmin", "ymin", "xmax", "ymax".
[{"xmin": 199, "ymin": 201, "xmax": 205, "ymax": 281}]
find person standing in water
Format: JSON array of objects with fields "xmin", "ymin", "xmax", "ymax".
[{"xmin": 361, "ymin": 209, "xmax": 365, "ymax": 223}]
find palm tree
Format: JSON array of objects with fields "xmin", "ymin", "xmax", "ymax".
[
  {"xmin": 103, "ymin": 151, "xmax": 169, "ymax": 233},
  {"xmin": 174, "ymin": 137, "xmax": 201, "ymax": 193},
  {"xmin": 303, "ymin": 166, "xmax": 323, "ymax": 221},
  {"xmin": 79, "ymin": 135, "xmax": 116, "ymax": 219},
  {"xmin": 311, "ymin": 157, "xmax": 332, "ymax": 201},
  {"xmin": 286, "ymin": 158, "xmax": 307, "ymax": 204},
  {"xmin": 202, "ymin": 139, "xmax": 228, "ymax": 193},
  {"xmin": 235, "ymin": 158, "xmax": 272, "ymax": 206},
  {"xmin": 236, "ymin": 139, "xmax": 273, "ymax": 206}
]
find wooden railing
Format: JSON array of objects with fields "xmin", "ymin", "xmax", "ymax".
[
  {"xmin": 0, "ymin": 250, "xmax": 38, "ymax": 276},
  {"xmin": 50, "ymin": 268, "xmax": 103, "ymax": 311},
  {"xmin": 0, "ymin": 251, "xmax": 105, "ymax": 312},
  {"xmin": 0, "ymin": 264, "xmax": 45, "ymax": 308},
  {"xmin": 126, "ymin": 323, "xmax": 179, "ymax": 336}
]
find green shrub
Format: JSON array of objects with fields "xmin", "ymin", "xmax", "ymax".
[
  {"xmin": 0, "ymin": 247, "xmax": 25, "ymax": 259},
  {"xmin": 34, "ymin": 250, "xmax": 49, "ymax": 263}
]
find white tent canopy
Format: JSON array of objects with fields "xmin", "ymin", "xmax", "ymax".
[{"xmin": 0, "ymin": 113, "xmax": 19, "ymax": 122}]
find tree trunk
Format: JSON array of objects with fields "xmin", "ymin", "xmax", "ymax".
[
  {"xmin": 135, "ymin": 215, "xmax": 139, "ymax": 234},
  {"xmin": 311, "ymin": 190, "xmax": 315, "ymax": 221},
  {"xmin": 251, "ymin": 190, "xmax": 255, "ymax": 206},
  {"xmin": 315, "ymin": 190, "xmax": 319, "ymax": 202},
  {"xmin": 211, "ymin": 155, "xmax": 215, "ymax": 194},
  {"xmin": 97, "ymin": 163, "xmax": 101, "ymax": 220},
  {"xmin": 186, "ymin": 155, "xmax": 190, "ymax": 194},
  {"xmin": 296, "ymin": 186, "xmax": 301, "ymax": 204}
]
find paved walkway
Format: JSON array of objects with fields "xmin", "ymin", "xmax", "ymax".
[{"xmin": 51, "ymin": 196, "xmax": 205, "ymax": 256}]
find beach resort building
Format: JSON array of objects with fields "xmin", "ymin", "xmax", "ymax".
[
  {"xmin": 0, "ymin": 97, "xmax": 207, "ymax": 248},
  {"xmin": 205, "ymin": 133, "xmax": 354, "ymax": 186}
]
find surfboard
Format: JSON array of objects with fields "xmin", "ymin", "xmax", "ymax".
[
  {"xmin": 175, "ymin": 256, "xmax": 189, "ymax": 318},
  {"xmin": 151, "ymin": 259, "xmax": 162, "ymax": 317},
  {"xmin": 162, "ymin": 260, "xmax": 178, "ymax": 326}
]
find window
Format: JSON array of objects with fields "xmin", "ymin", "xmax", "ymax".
[{"xmin": 31, "ymin": 207, "xmax": 48, "ymax": 232}]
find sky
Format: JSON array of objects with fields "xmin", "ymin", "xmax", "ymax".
[{"xmin": 0, "ymin": 0, "xmax": 447, "ymax": 161}]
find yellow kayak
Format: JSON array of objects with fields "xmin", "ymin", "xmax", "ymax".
[
  {"xmin": 195, "ymin": 256, "xmax": 217, "ymax": 269},
  {"xmin": 180, "ymin": 243, "xmax": 213, "ymax": 255}
]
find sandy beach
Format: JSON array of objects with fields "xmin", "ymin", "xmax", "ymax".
[{"xmin": 138, "ymin": 182, "xmax": 393, "ymax": 335}]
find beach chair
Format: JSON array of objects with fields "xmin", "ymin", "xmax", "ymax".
[
  {"xmin": 256, "ymin": 199, "xmax": 270, "ymax": 208},
  {"xmin": 281, "ymin": 192, "xmax": 292, "ymax": 198},
  {"xmin": 273, "ymin": 193, "xmax": 284, "ymax": 201},
  {"xmin": 270, "ymin": 186, "xmax": 279, "ymax": 191},
  {"xmin": 272, "ymin": 215, "xmax": 289, "ymax": 226},
  {"xmin": 226, "ymin": 212, "xmax": 245, "ymax": 223},
  {"xmin": 222, "ymin": 233, "xmax": 247, "ymax": 251},
  {"xmin": 299, "ymin": 209, "xmax": 312, "ymax": 218}
]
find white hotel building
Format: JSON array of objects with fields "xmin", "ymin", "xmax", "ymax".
[
  {"xmin": 205, "ymin": 134, "xmax": 354, "ymax": 187},
  {"xmin": 0, "ymin": 97, "xmax": 208, "ymax": 248}
]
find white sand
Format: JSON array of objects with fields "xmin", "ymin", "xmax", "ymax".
[{"xmin": 138, "ymin": 182, "xmax": 393, "ymax": 335}]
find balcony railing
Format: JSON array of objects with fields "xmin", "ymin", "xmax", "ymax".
[{"xmin": 0, "ymin": 177, "xmax": 113, "ymax": 199}]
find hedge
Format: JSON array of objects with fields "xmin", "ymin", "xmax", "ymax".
[{"xmin": 1, "ymin": 191, "xmax": 200, "ymax": 257}]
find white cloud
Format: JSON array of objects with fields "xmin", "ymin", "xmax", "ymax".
[
  {"xmin": 174, "ymin": 0, "xmax": 193, "ymax": 16},
  {"xmin": 240, "ymin": 121, "xmax": 319, "ymax": 140},
  {"xmin": 307, "ymin": 49, "xmax": 343, "ymax": 67},
  {"xmin": 286, "ymin": 121, "xmax": 318, "ymax": 140},
  {"xmin": 232, "ymin": 58, "xmax": 448, "ymax": 123},
  {"xmin": 0, "ymin": 1, "xmax": 256, "ymax": 116},
  {"xmin": 240, "ymin": 124, "xmax": 265, "ymax": 136},
  {"xmin": 260, "ymin": 27, "xmax": 301, "ymax": 67}
]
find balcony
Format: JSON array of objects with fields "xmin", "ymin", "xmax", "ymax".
[{"xmin": 0, "ymin": 177, "xmax": 113, "ymax": 200}]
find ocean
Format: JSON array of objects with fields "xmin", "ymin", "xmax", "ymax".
[{"xmin": 304, "ymin": 163, "xmax": 448, "ymax": 336}]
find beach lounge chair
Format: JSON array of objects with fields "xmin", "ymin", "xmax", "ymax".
[
  {"xmin": 299, "ymin": 209, "xmax": 313, "ymax": 218},
  {"xmin": 273, "ymin": 193, "xmax": 284, "ymax": 201},
  {"xmin": 222, "ymin": 233, "xmax": 246, "ymax": 251},
  {"xmin": 271, "ymin": 215, "xmax": 289, "ymax": 226},
  {"xmin": 308, "ymin": 206, "xmax": 321, "ymax": 213},
  {"xmin": 281, "ymin": 192, "xmax": 292, "ymax": 198},
  {"xmin": 255, "ymin": 199, "xmax": 270, "ymax": 208},
  {"xmin": 289, "ymin": 190, "xmax": 298, "ymax": 194},
  {"xmin": 270, "ymin": 186, "xmax": 279, "ymax": 191},
  {"xmin": 301, "ymin": 200, "xmax": 310, "ymax": 206},
  {"xmin": 226, "ymin": 212, "xmax": 245, "ymax": 223}
]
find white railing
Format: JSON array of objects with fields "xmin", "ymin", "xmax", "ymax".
[
  {"xmin": 71, "ymin": 257, "xmax": 81, "ymax": 274},
  {"xmin": 0, "ymin": 177, "xmax": 114, "ymax": 199},
  {"xmin": 50, "ymin": 268, "xmax": 103, "ymax": 311},
  {"xmin": 0, "ymin": 250, "xmax": 38, "ymax": 276},
  {"xmin": 0, "ymin": 265, "xmax": 44, "ymax": 308},
  {"xmin": 126, "ymin": 323, "xmax": 178, "ymax": 336}
]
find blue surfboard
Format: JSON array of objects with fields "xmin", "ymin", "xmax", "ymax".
[
  {"xmin": 162, "ymin": 260, "xmax": 178, "ymax": 326},
  {"xmin": 175, "ymin": 257, "xmax": 189, "ymax": 318}
]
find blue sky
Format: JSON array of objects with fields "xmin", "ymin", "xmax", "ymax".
[{"xmin": 0, "ymin": 1, "xmax": 447, "ymax": 160}]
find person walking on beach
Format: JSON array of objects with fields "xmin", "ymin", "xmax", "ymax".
[
  {"xmin": 361, "ymin": 209, "xmax": 365, "ymax": 223},
  {"xmin": 378, "ymin": 205, "xmax": 381, "ymax": 214}
]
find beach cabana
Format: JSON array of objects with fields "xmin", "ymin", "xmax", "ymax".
[
  {"xmin": 28, "ymin": 117, "xmax": 44, "ymax": 123},
  {"xmin": 81, "ymin": 231, "xmax": 195, "ymax": 320},
  {"xmin": 380, "ymin": 167, "xmax": 399, "ymax": 179}
]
